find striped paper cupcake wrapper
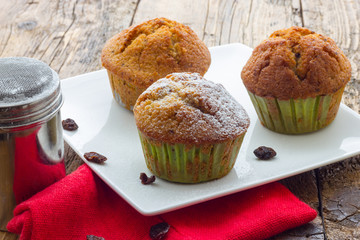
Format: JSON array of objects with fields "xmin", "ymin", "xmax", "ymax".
[
  {"xmin": 247, "ymin": 87, "xmax": 344, "ymax": 134},
  {"xmin": 138, "ymin": 132, "xmax": 246, "ymax": 183},
  {"xmin": 106, "ymin": 70, "xmax": 143, "ymax": 111}
]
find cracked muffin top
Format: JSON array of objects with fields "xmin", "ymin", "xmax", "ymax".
[
  {"xmin": 133, "ymin": 73, "xmax": 250, "ymax": 145},
  {"xmin": 241, "ymin": 26, "xmax": 351, "ymax": 99},
  {"xmin": 101, "ymin": 18, "xmax": 211, "ymax": 89}
]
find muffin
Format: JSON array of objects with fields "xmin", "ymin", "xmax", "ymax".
[
  {"xmin": 133, "ymin": 72, "xmax": 250, "ymax": 183},
  {"xmin": 241, "ymin": 26, "xmax": 351, "ymax": 134},
  {"xmin": 101, "ymin": 18, "xmax": 211, "ymax": 110}
]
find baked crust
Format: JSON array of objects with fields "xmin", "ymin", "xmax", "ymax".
[
  {"xmin": 133, "ymin": 73, "xmax": 250, "ymax": 145},
  {"xmin": 241, "ymin": 26, "xmax": 351, "ymax": 99},
  {"xmin": 101, "ymin": 18, "xmax": 211, "ymax": 90}
]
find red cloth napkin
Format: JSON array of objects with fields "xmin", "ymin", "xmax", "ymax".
[
  {"xmin": 13, "ymin": 129, "xmax": 66, "ymax": 204},
  {"xmin": 7, "ymin": 165, "xmax": 317, "ymax": 240}
]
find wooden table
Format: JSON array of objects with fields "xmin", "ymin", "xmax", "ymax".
[{"xmin": 1, "ymin": 1, "xmax": 359, "ymax": 239}]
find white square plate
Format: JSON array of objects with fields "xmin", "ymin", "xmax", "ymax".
[{"xmin": 61, "ymin": 43, "xmax": 360, "ymax": 215}]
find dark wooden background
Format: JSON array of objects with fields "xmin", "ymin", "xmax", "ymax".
[{"xmin": 1, "ymin": 0, "xmax": 359, "ymax": 239}]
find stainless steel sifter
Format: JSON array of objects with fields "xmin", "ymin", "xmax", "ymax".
[{"xmin": 0, "ymin": 57, "xmax": 66, "ymax": 231}]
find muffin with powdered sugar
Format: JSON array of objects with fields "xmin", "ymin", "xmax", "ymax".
[{"xmin": 134, "ymin": 72, "xmax": 250, "ymax": 183}]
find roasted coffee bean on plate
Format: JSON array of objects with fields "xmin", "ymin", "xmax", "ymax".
[
  {"xmin": 62, "ymin": 118, "xmax": 78, "ymax": 131},
  {"xmin": 140, "ymin": 172, "xmax": 156, "ymax": 185},
  {"xmin": 253, "ymin": 146, "xmax": 277, "ymax": 160},
  {"xmin": 84, "ymin": 152, "xmax": 107, "ymax": 163},
  {"xmin": 86, "ymin": 235, "xmax": 105, "ymax": 240},
  {"xmin": 150, "ymin": 222, "xmax": 170, "ymax": 240}
]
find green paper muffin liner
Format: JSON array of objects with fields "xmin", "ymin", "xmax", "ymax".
[
  {"xmin": 247, "ymin": 87, "xmax": 344, "ymax": 134},
  {"xmin": 138, "ymin": 132, "xmax": 246, "ymax": 183}
]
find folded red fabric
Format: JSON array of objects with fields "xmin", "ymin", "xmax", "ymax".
[{"xmin": 7, "ymin": 165, "xmax": 317, "ymax": 240}]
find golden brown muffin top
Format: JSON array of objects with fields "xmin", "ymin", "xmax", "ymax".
[
  {"xmin": 133, "ymin": 73, "xmax": 250, "ymax": 145},
  {"xmin": 101, "ymin": 18, "xmax": 211, "ymax": 89},
  {"xmin": 241, "ymin": 26, "xmax": 351, "ymax": 99}
]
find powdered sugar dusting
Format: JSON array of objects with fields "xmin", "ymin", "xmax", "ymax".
[{"xmin": 134, "ymin": 72, "xmax": 250, "ymax": 144}]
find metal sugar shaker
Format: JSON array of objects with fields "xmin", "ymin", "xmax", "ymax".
[{"xmin": 0, "ymin": 57, "xmax": 66, "ymax": 231}]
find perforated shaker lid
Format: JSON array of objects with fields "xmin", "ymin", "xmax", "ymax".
[{"xmin": 0, "ymin": 57, "xmax": 63, "ymax": 128}]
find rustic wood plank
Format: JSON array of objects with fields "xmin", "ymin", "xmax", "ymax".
[
  {"xmin": 0, "ymin": 230, "xmax": 17, "ymax": 240},
  {"xmin": 318, "ymin": 156, "xmax": 360, "ymax": 239},
  {"xmin": 269, "ymin": 218, "xmax": 324, "ymax": 239},
  {"xmin": 0, "ymin": 0, "xmax": 139, "ymax": 79},
  {"xmin": 64, "ymin": 142, "xmax": 83, "ymax": 175}
]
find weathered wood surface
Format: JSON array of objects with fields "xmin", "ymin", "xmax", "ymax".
[{"xmin": 1, "ymin": 0, "xmax": 359, "ymax": 239}]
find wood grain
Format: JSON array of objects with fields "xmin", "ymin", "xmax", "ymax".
[
  {"xmin": 319, "ymin": 156, "xmax": 360, "ymax": 239},
  {"xmin": 0, "ymin": 0, "xmax": 359, "ymax": 239},
  {"xmin": 0, "ymin": 0, "xmax": 138, "ymax": 79},
  {"xmin": 0, "ymin": 230, "xmax": 17, "ymax": 240}
]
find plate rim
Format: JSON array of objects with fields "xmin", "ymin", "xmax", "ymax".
[{"xmin": 61, "ymin": 43, "xmax": 360, "ymax": 216}]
